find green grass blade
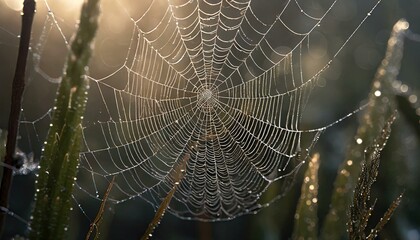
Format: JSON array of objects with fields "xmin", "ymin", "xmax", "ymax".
[
  {"xmin": 320, "ymin": 19, "xmax": 409, "ymax": 239},
  {"xmin": 292, "ymin": 153, "xmax": 320, "ymax": 240},
  {"xmin": 29, "ymin": 0, "xmax": 101, "ymax": 239}
]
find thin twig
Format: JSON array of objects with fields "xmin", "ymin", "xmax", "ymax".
[
  {"xmin": 0, "ymin": 0, "xmax": 36, "ymax": 234},
  {"xmin": 85, "ymin": 176, "xmax": 115, "ymax": 240}
]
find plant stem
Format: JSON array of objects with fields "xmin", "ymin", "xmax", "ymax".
[
  {"xmin": 85, "ymin": 176, "xmax": 115, "ymax": 240},
  {"xmin": 141, "ymin": 153, "xmax": 190, "ymax": 240},
  {"xmin": 292, "ymin": 153, "xmax": 320, "ymax": 240},
  {"xmin": 320, "ymin": 19, "xmax": 408, "ymax": 239},
  {"xmin": 0, "ymin": 0, "xmax": 36, "ymax": 234},
  {"xmin": 30, "ymin": 0, "xmax": 101, "ymax": 238}
]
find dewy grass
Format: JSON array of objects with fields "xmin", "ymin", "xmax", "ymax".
[
  {"xmin": 290, "ymin": 19, "xmax": 409, "ymax": 240},
  {"xmin": 320, "ymin": 19, "xmax": 409, "ymax": 240},
  {"xmin": 29, "ymin": 0, "xmax": 101, "ymax": 239},
  {"xmin": 292, "ymin": 153, "xmax": 320, "ymax": 240},
  {"xmin": 347, "ymin": 113, "xmax": 403, "ymax": 240},
  {"xmin": 291, "ymin": 114, "xmax": 402, "ymax": 240}
]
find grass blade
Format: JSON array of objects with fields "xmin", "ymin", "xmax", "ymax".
[
  {"xmin": 141, "ymin": 153, "xmax": 190, "ymax": 240},
  {"xmin": 85, "ymin": 176, "xmax": 115, "ymax": 240},
  {"xmin": 292, "ymin": 153, "xmax": 320, "ymax": 240},
  {"xmin": 321, "ymin": 19, "xmax": 409, "ymax": 239},
  {"xmin": 30, "ymin": 0, "xmax": 101, "ymax": 239},
  {"xmin": 348, "ymin": 113, "xmax": 402, "ymax": 239}
]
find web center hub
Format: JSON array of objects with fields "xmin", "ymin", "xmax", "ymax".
[{"xmin": 197, "ymin": 85, "xmax": 218, "ymax": 112}]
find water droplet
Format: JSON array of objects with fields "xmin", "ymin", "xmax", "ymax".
[
  {"xmin": 356, "ymin": 138, "xmax": 363, "ymax": 144},
  {"xmin": 409, "ymin": 94, "xmax": 418, "ymax": 104},
  {"xmin": 400, "ymin": 84, "xmax": 409, "ymax": 93}
]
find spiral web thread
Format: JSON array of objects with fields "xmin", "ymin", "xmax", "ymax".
[{"xmin": 16, "ymin": 0, "xmax": 381, "ymax": 221}]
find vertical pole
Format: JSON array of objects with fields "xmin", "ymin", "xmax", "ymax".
[{"xmin": 0, "ymin": 0, "xmax": 36, "ymax": 234}]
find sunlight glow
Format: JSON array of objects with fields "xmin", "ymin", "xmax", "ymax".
[
  {"xmin": 3, "ymin": 0, "xmax": 23, "ymax": 11},
  {"xmin": 55, "ymin": 0, "xmax": 85, "ymax": 10}
]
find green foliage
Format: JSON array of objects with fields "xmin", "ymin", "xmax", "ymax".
[
  {"xmin": 29, "ymin": 0, "xmax": 101, "ymax": 239},
  {"xmin": 320, "ymin": 19, "xmax": 409, "ymax": 240}
]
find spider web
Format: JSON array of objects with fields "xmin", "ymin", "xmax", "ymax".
[{"xmin": 17, "ymin": 0, "xmax": 381, "ymax": 221}]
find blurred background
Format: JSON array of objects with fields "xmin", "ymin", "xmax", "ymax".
[{"xmin": 0, "ymin": 0, "xmax": 420, "ymax": 239}]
